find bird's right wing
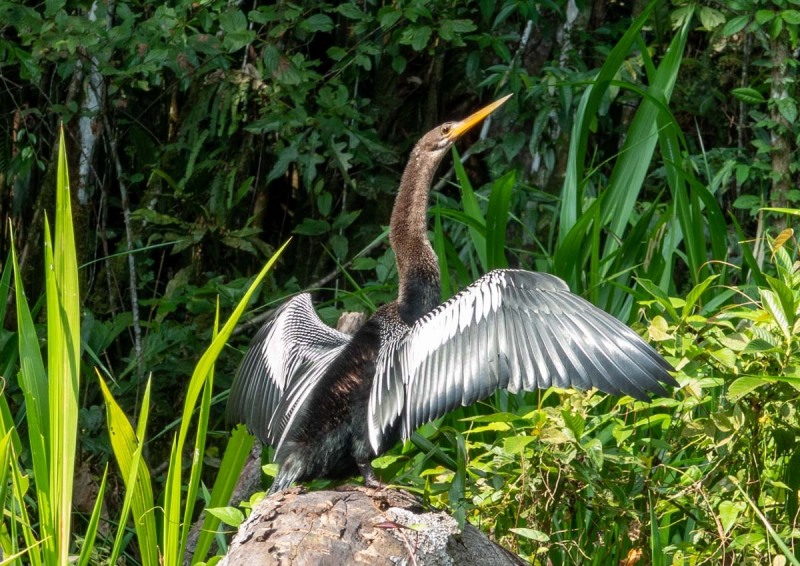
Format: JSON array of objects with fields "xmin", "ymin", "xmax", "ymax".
[
  {"xmin": 368, "ymin": 270, "xmax": 675, "ymax": 453},
  {"xmin": 227, "ymin": 294, "xmax": 351, "ymax": 453}
]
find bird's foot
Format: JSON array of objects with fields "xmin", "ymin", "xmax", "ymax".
[{"xmin": 357, "ymin": 462, "xmax": 384, "ymax": 489}]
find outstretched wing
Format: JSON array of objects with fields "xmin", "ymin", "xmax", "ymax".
[
  {"xmin": 369, "ymin": 270, "xmax": 675, "ymax": 453},
  {"xmin": 227, "ymin": 294, "xmax": 351, "ymax": 453}
]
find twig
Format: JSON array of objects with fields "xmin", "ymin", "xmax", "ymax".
[
  {"xmin": 234, "ymin": 235, "xmax": 385, "ymax": 334},
  {"xmin": 103, "ymin": 114, "xmax": 144, "ymax": 381}
]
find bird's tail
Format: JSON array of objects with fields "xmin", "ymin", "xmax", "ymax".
[{"xmin": 267, "ymin": 458, "xmax": 304, "ymax": 495}]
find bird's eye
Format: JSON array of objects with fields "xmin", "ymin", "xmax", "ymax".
[{"xmin": 441, "ymin": 124, "xmax": 451, "ymax": 136}]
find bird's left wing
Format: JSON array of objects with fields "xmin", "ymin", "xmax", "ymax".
[
  {"xmin": 227, "ymin": 293, "xmax": 351, "ymax": 453},
  {"xmin": 368, "ymin": 269, "xmax": 675, "ymax": 453}
]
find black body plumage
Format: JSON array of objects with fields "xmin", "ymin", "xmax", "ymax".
[{"xmin": 227, "ymin": 96, "xmax": 677, "ymax": 493}]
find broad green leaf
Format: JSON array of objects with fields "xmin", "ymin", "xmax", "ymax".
[
  {"xmin": 719, "ymin": 500, "xmax": 744, "ymax": 535},
  {"xmin": 100, "ymin": 375, "xmax": 158, "ymax": 566},
  {"xmin": 699, "ymin": 6, "xmax": 725, "ymax": 30},
  {"xmin": 433, "ymin": 205, "xmax": 452, "ymax": 300},
  {"xmin": 503, "ymin": 435, "xmax": 536, "ymax": 455},
  {"xmin": 561, "ymin": 410, "xmax": 585, "ymax": 439},
  {"xmin": 292, "ymin": 218, "xmax": 330, "ymax": 236},
  {"xmin": 206, "ymin": 507, "xmax": 245, "ymax": 528},
  {"xmin": 728, "ymin": 376, "xmax": 769, "ymax": 402},
  {"xmin": 510, "ymin": 528, "xmax": 550, "ymax": 542},
  {"xmin": 732, "ymin": 87, "xmax": 766, "ymax": 104},
  {"xmin": 682, "ymin": 275, "xmax": 718, "ymax": 319},
  {"xmin": 760, "ymin": 288, "xmax": 790, "ymax": 339},
  {"xmin": 722, "ymin": 15, "xmax": 750, "ymax": 36},
  {"xmin": 781, "ymin": 9, "xmax": 800, "ymax": 24},
  {"xmin": 777, "ymin": 98, "xmax": 798, "ymax": 124},
  {"xmin": 583, "ymin": 437, "xmax": 604, "ymax": 470}
]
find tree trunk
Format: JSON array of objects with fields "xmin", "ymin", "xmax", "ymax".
[
  {"xmin": 768, "ymin": 34, "xmax": 792, "ymax": 229},
  {"xmin": 220, "ymin": 486, "xmax": 526, "ymax": 566}
]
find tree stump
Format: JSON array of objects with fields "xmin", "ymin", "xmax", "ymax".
[{"xmin": 220, "ymin": 486, "xmax": 526, "ymax": 566}]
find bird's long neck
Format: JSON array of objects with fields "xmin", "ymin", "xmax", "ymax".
[{"xmin": 389, "ymin": 146, "xmax": 443, "ymax": 325}]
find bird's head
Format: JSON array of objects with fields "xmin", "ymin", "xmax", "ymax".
[{"xmin": 414, "ymin": 93, "xmax": 513, "ymax": 159}]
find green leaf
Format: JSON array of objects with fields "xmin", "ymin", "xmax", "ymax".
[
  {"xmin": 510, "ymin": 528, "xmax": 550, "ymax": 542},
  {"xmin": 293, "ymin": 218, "xmax": 331, "ymax": 236},
  {"xmin": 100, "ymin": 376, "xmax": 158, "ymax": 566},
  {"xmin": 206, "ymin": 507, "xmax": 245, "ymax": 528},
  {"xmin": 400, "ymin": 25, "xmax": 432, "ymax": 51},
  {"xmin": 722, "ymin": 15, "xmax": 750, "ymax": 36},
  {"xmin": 452, "ymin": 147, "xmax": 487, "ymax": 272},
  {"xmin": 731, "ymin": 87, "xmax": 765, "ymax": 104},
  {"xmin": 718, "ymin": 500, "xmax": 745, "ymax": 534},
  {"xmin": 302, "ymin": 14, "xmax": 334, "ymax": 32},
  {"xmin": 777, "ymin": 97, "xmax": 798, "ymax": 123},
  {"xmin": 558, "ymin": 2, "xmax": 656, "ymax": 244},
  {"xmin": 583, "ymin": 437, "xmax": 604, "ymax": 470},
  {"xmin": 562, "ymin": 410, "xmax": 585, "ymax": 439},
  {"xmin": 77, "ymin": 466, "xmax": 109, "ymax": 566},
  {"xmin": 781, "ymin": 9, "xmax": 800, "ymax": 24},
  {"xmin": 485, "ymin": 171, "xmax": 514, "ymax": 269},
  {"xmin": 755, "ymin": 9, "xmax": 776, "ymax": 24},
  {"xmin": 503, "ymin": 435, "xmax": 536, "ymax": 455},
  {"xmin": 165, "ymin": 240, "xmax": 290, "ymax": 563},
  {"xmin": 760, "ymin": 288, "xmax": 790, "ymax": 339},
  {"xmin": 728, "ymin": 376, "xmax": 769, "ymax": 402},
  {"xmin": 332, "ymin": 209, "xmax": 361, "ymax": 230},
  {"xmin": 378, "ymin": 7, "xmax": 402, "ymax": 28},
  {"xmin": 337, "ymin": 4, "xmax": 364, "ymax": 20},
  {"xmin": 682, "ymin": 275, "xmax": 718, "ymax": 319},
  {"xmin": 191, "ymin": 426, "xmax": 254, "ymax": 564},
  {"xmin": 699, "ymin": 7, "xmax": 725, "ymax": 30},
  {"xmin": 47, "ymin": 127, "xmax": 81, "ymax": 565},
  {"xmin": 710, "ymin": 348, "xmax": 737, "ymax": 369}
]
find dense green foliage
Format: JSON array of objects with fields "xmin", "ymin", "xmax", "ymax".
[{"xmin": 1, "ymin": 0, "xmax": 799, "ymax": 564}]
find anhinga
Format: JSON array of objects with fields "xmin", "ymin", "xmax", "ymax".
[{"xmin": 227, "ymin": 94, "xmax": 676, "ymax": 494}]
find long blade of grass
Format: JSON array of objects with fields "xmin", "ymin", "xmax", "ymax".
[
  {"xmin": 485, "ymin": 170, "xmax": 515, "ymax": 269},
  {"xmin": 163, "ymin": 436, "xmax": 182, "ymax": 564},
  {"xmin": 0, "ymin": 430, "xmax": 12, "ymax": 533},
  {"xmin": 452, "ymin": 147, "xmax": 487, "ymax": 271},
  {"xmin": 732, "ymin": 478, "xmax": 800, "ymax": 566},
  {"xmin": 100, "ymin": 374, "xmax": 158, "ymax": 566},
  {"xmin": 559, "ymin": 1, "xmax": 656, "ymax": 239},
  {"xmin": 178, "ymin": 303, "xmax": 219, "ymax": 562},
  {"xmin": 9, "ymin": 445, "xmax": 41, "ymax": 566},
  {"xmin": 190, "ymin": 425, "xmax": 254, "ymax": 564},
  {"xmin": 45, "ymin": 127, "xmax": 81, "ymax": 565},
  {"xmin": 433, "ymin": 204, "xmax": 452, "ymax": 300},
  {"xmin": 599, "ymin": 11, "xmax": 691, "ymax": 271},
  {"xmin": 10, "ymin": 229, "xmax": 51, "ymax": 551},
  {"xmin": 162, "ymin": 239, "xmax": 289, "ymax": 564},
  {"xmin": 77, "ymin": 465, "xmax": 109, "ymax": 566}
]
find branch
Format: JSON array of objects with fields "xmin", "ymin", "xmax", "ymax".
[{"xmin": 103, "ymin": 114, "xmax": 144, "ymax": 381}]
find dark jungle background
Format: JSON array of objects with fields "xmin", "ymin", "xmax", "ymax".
[{"xmin": 1, "ymin": 0, "xmax": 799, "ymax": 563}]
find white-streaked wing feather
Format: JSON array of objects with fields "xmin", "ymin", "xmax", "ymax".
[
  {"xmin": 368, "ymin": 270, "xmax": 674, "ymax": 451},
  {"xmin": 227, "ymin": 294, "xmax": 351, "ymax": 454}
]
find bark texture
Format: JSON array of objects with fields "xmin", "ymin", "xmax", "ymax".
[{"xmin": 220, "ymin": 486, "xmax": 526, "ymax": 566}]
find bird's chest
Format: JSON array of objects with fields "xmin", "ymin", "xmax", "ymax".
[{"xmin": 309, "ymin": 324, "xmax": 381, "ymax": 428}]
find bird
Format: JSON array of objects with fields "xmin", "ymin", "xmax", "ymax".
[{"xmin": 227, "ymin": 94, "xmax": 676, "ymax": 494}]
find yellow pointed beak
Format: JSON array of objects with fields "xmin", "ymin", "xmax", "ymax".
[{"xmin": 445, "ymin": 93, "xmax": 513, "ymax": 141}]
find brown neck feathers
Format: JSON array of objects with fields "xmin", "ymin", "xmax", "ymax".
[{"xmin": 389, "ymin": 146, "xmax": 444, "ymax": 320}]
